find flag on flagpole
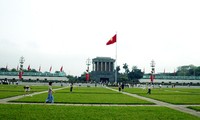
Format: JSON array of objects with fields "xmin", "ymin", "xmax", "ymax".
[
  {"xmin": 49, "ymin": 66, "xmax": 52, "ymax": 72},
  {"xmin": 28, "ymin": 65, "xmax": 31, "ymax": 71},
  {"xmin": 60, "ymin": 66, "xmax": 63, "ymax": 72},
  {"xmin": 106, "ymin": 34, "xmax": 117, "ymax": 45},
  {"xmin": 106, "ymin": 33, "xmax": 117, "ymax": 83}
]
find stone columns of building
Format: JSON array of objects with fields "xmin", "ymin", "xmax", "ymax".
[
  {"xmin": 111, "ymin": 62, "xmax": 113, "ymax": 71},
  {"xmin": 101, "ymin": 62, "xmax": 103, "ymax": 71},
  {"xmin": 107, "ymin": 62, "xmax": 109, "ymax": 72},
  {"xmin": 97, "ymin": 62, "xmax": 99, "ymax": 71},
  {"xmin": 104, "ymin": 62, "xmax": 107, "ymax": 71},
  {"xmin": 108, "ymin": 62, "xmax": 111, "ymax": 72},
  {"xmin": 99, "ymin": 62, "xmax": 101, "ymax": 71},
  {"xmin": 95, "ymin": 62, "xmax": 97, "ymax": 71},
  {"xmin": 92, "ymin": 62, "xmax": 94, "ymax": 71}
]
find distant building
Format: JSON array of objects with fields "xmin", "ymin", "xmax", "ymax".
[
  {"xmin": 91, "ymin": 57, "xmax": 115, "ymax": 83},
  {"xmin": 0, "ymin": 71, "xmax": 68, "ymax": 82}
]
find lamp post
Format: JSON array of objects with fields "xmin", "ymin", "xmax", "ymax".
[
  {"xmin": 86, "ymin": 58, "xmax": 91, "ymax": 82},
  {"xmin": 150, "ymin": 60, "xmax": 155, "ymax": 84},
  {"xmin": 19, "ymin": 56, "xmax": 25, "ymax": 80}
]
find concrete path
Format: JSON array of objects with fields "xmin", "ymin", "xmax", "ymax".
[
  {"xmin": 0, "ymin": 87, "xmax": 68, "ymax": 103},
  {"xmin": 106, "ymin": 87, "xmax": 200, "ymax": 118},
  {"xmin": 0, "ymin": 86, "xmax": 200, "ymax": 118}
]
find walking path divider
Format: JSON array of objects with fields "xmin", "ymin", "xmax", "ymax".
[
  {"xmin": 105, "ymin": 87, "xmax": 200, "ymax": 118},
  {"xmin": 0, "ymin": 87, "xmax": 68, "ymax": 104}
]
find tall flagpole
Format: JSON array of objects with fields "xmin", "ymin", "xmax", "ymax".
[{"xmin": 115, "ymin": 32, "xmax": 117, "ymax": 84}]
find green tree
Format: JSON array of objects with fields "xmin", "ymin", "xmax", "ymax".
[
  {"xmin": 128, "ymin": 66, "xmax": 143, "ymax": 83},
  {"xmin": 67, "ymin": 75, "xmax": 78, "ymax": 83},
  {"xmin": 118, "ymin": 74, "xmax": 128, "ymax": 83},
  {"xmin": 116, "ymin": 66, "xmax": 120, "ymax": 73},
  {"xmin": 123, "ymin": 63, "xmax": 129, "ymax": 74},
  {"xmin": 30, "ymin": 69, "xmax": 37, "ymax": 72},
  {"xmin": 177, "ymin": 65, "xmax": 195, "ymax": 76},
  {"xmin": 11, "ymin": 68, "xmax": 17, "ymax": 72},
  {"xmin": 0, "ymin": 68, "xmax": 8, "ymax": 72}
]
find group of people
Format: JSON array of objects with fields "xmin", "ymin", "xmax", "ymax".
[
  {"xmin": 44, "ymin": 82, "xmax": 153, "ymax": 103},
  {"xmin": 117, "ymin": 82, "xmax": 153, "ymax": 94}
]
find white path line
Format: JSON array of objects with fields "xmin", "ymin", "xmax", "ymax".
[
  {"xmin": 105, "ymin": 87, "xmax": 200, "ymax": 118},
  {"xmin": 0, "ymin": 87, "xmax": 68, "ymax": 103}
]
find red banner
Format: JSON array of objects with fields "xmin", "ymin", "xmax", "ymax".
[
  {"xmin": 150, "ymin": 75, "xmax": 154, "ymax": 82},
  {"xmin": 86, "ymin": 73, "xmax": 89, "ymax": 81}
]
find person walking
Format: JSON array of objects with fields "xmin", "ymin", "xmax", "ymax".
[
  {"xmin": 147, "ymin": 84, "xmax": 151, "ymax": 94},
  {"xmin": 121, "ymin": 83, "xmax": 125, "ymax": 92},
  {"xmin": 45, "ymin": 82, "xmax": 54, "ymax": 103},
  {"xmin": 70, "ymin": 83, "xmax": 73, "ymax": 93},
  {"xmin": 24, "ymin": 85, "xmax": 30, "ymax": 96},
  {"xmin": 118, "ymin": 83, "xmax": 121, "ymax": 92}
]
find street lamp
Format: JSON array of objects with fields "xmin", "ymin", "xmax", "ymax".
[
  {"xmin": 19, "ymin": 56, "xmax": 25, "ymax": 80},
  {"xmin": 86, "ymin": 58, "xmax": 91, "ymax": 82},
  {"xmin": 150, "ymin": 60, "xmax": 155, "ymax": 83},
  {"xmin": 86, "ymin": 58, "xmax": 91, "ymax": 71}
]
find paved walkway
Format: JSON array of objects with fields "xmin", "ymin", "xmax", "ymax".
[
  {"xmin": 106, "ymin": 87, "xmax": 200, "ymax": 118},
  {"xmin": 0, "ymin": 86, "xmax": 200, "ymax": 118},
  {"xmin": 0, "ymin": 87, "xmax": 68, "ymax": 103}
]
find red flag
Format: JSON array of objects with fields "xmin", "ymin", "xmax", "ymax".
[
  {"xmin": 49, "ymin": 66, "xmax": 52, "ymax": 72},
  {"xmin": 60, "ymin": 66, "xmax": 63, "ymax": 72},
  {"xmin": 28, "ymin": 65, "xmax": 31, "ymax": 71},
  {"xmin": 106, "ymin": 34, "xmax": 117, "ymax": 45}
]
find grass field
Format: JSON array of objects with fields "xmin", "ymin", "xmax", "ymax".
[
  {"xmin": 1, "ymin": 85, "xmax": 200, "ymax": 119},
  {"xmin": 0, "ymin": 104, "xmax": 199, "ymax": 120},
  {"xmin": 0, "ymin": 85, "xmax": 61, "ymax": 99},
  {"xmin": 12, "ymin": 87, "xmax": 153, "ymax": 104},
  {"xmin": 117, "ymin": 87, "xmax": 200, "ymax": 104}
]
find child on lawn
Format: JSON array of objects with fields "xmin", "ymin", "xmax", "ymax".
[{"xmin": 45, "ymin": 82, "xmax": 54, "ymax": 103}]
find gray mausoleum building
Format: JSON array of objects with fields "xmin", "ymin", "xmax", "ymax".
[{"xmin": 91, "ymin": 57, "xmax": 115, "ymax": 83}]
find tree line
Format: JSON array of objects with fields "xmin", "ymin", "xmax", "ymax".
[
  {"xmin": 116, "ymin": 63, "xmax": 143, "ymax": 83},
  {"xmin": 167, "ymin": 64, "xmax": 200, "ymax": 76}
]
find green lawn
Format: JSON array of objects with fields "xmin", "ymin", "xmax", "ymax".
[
  {"xmin": 118, "ymin": 87, "xmax": 200, "ymax": 105},
  {"xmin": 12, "ymin": 87, "xmax": 153, "ymax": 104},
  {"xmin": 0, "ymin": 104, "xmax": 199, "ymax": 120},
  {"xmin": 0, "ymin": 84, "xmax": 60, "ymax": 99},
  {"xmin": 187, "ymin": 106, "xmax": 200, "ymax": 112}
]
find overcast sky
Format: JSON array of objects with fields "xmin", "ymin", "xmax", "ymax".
[{"xmin": 0, "ymin": 0, "xmax": 200, "ymax": 76}]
